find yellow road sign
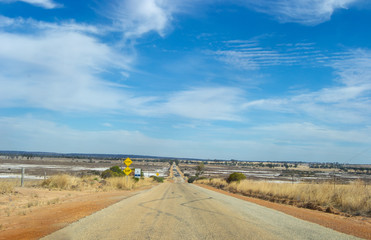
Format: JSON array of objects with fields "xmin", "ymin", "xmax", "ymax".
[
  {"xmin": 156, "ymin": 173, "xmax": 159, "ymax": 176},
  {"xmin": 123, "ymin": 167, "xmax": 132, "ymax": 175},
  {"xmin": 124, "ymin": 157, "xmax": 132, "ymax": 167}
]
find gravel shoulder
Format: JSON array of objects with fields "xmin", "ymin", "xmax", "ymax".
[{"xmin": 196, "ymin": 183, "xmax": 371, "ymax": 240}]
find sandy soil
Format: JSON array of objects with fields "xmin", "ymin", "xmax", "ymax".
[
  {"xmin": 0, "ymin": 187, "xmax": 150, "ymax": 240},
  {"xmin": 196, "ymin": 184, "xmax": 371, "ymax": 240}
]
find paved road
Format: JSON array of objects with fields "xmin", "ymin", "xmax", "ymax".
[{"xmin": 42, "ymin": 177, "xmax": 359, "ymax": 240}]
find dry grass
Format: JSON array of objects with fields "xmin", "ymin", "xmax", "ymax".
[
  {"xmin": 40, "ymin": 174, "xmax": 156, "ymax": 191},
  {"xmin": 0, "ymin": 180, "xmax": 16, "ymax": 194},
  {"xmin": 196, "ymin": 178, "xmax": 371, "ymax": 217},
  {"xmin": 1, "ymin": 174, "xmax": 157, "ymax": 193},
  {"xmin": 103, "ymin": 177, "xmax": 155, "ymax": 190},
  {"xmin": 41, "ymin": 174, "xmax": 84, "ymax": 190}
]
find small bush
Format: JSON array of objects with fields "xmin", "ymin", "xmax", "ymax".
[
  {"xmin": 187, "ymin": 176, "xmax": 198, "ymax": 183},
  {"xmin": 101, "ymin": 170, "xmax": 118, "ymax": 179},
  {"xmin": 42, "ymin": 174, "xmax": 78, "ymax": 190},
  {"xmin": 227, "ymin": 172, "xmax": 246, "ymax": 183},
  {"xmin": 110, "ymin": 166, "xmax": 123, "ymax": 174},
  {"xmin": 101, "ymin": 166, "xmax": 125, "ymax": 179},
  {"xmin": 152, "ymin": 176, "xmax": 164, "ymax": 183},
  {"xmin": 105, "ymin": 177, "xmax": 133, "ymax": 190}
]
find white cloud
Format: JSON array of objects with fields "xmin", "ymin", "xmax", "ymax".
[
  {"xmin": 107, "ymin": 0, "xmax": 175, "ymax": 38},
  {"xmin": 252, "ymin": 122, "xmax": 371, "ymax": 144},
  {"xmin": 0, "ymin": 17, "xmax": 250, "ymax": 121},
  {"xmin": 240, "ymin": 0, "xmax": 358, "ymax": 25},
  {"xmin": 0, "ymin": 116, "xmax": 221, "ymax": 158},
  {"xmin": 0, "ymin": 0, "xmax": 61, "ymax": 9},
  {"xmin": 0, "ymin": 15, "xmax": 102, "ymax": 34},
  {"xmin": 243, "ymin": 48, "xmax": 371, "ymax": 124},
  {"xmin": 2, "ymin": 116, "xmax": 369, "ymax": 162},
  {"xmin": 0, "ymin": 18, "xmax": 147, "ymax": 112},
  {"xmin": 160, "ymin": 87, "xmax": 246, "ymax": 121}
]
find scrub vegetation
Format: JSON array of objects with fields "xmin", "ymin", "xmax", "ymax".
[
  {"xmin": 41, "ymin": 173, "xmax": 156, "ymax": 191},
  {"xmin": 196, "ymin": 174, "xmax": 371, "ymax": 217}
]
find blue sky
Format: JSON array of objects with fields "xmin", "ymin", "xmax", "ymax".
[{"xmin": 0, "ymin": 0, "xmax": 371, "ymax": 163}]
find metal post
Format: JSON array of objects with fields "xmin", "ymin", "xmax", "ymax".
[{"xmin": 21, "ymin": 168, "xmax": 25, "ymax": 187}]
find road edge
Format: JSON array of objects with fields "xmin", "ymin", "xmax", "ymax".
[{"xmin": 195, "ymin": 183, "xmax": 371, "ymax": 240}]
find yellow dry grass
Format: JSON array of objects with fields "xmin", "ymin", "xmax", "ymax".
[
  {"xmin": 0, "ymin": 179, "xmax": 43, "ymax": 194},
  {"xmin": 196, "ymin": 178, "xmax": 371, "ymax": 216},
  {"xmin": 40, "ymin": 174, "xmax": 157, "ymax": 191},
  {"xmin": 104, "ymin": 177, "xmax": 155, "ymax": 190},
  {"xmin": 0, "ymin": 180, "xmax": 15, "ymax": 194}
]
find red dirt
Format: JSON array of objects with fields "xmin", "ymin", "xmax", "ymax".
[
  {"xmin": 196, "ymin": 184, "xmax": 371, "ymax": 240},
  {"xmin": 0, "ymin": 189, "xmax": 145, "ymax": 240},
  {"xmin": 1, "ymin": 184, "xmax": 369, "ymax": 240}
]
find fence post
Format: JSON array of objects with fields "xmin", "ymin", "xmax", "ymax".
[{"xmin": 21, "ymin": 168, "xmax": 25, "ymax": 187}]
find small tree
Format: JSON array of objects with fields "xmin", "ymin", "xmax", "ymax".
[
  {"xmin": 195, "ymin": 162, "xmax": 205, "ymax": 177},
  {"xmin": 227, "ymin": 172, "xmax": 246, "ymax": 183}
]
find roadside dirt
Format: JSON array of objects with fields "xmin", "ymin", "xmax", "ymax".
[
  {"xmin": 196, "ymin": 184, "xmax": 371, "ymax": 240},
  {"xmin": 0, "ymin": 187, "xmax": 150, "ymax": 240}
]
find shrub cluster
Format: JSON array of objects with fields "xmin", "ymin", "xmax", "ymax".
[
  {"xmin": 101, "ymin": 166, "xmax": 125, "ymax": 179},
  {"xmin": 187, "ymin": 176, "xmax": 198, "ymax": 183},
  {"xmin": 152, "ymin": 176, "xmax": 164, "ymax": 183},
  {"xmin": 226, "ymin": 172, "xmax": 246, "ymax": 183}
]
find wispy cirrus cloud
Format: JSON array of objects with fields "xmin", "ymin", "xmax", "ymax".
[
  {"xmin": 0, "ymin": 15, "xmax": 102, "ymax": 34},
  {"xmin": 251, "ymin": 122, "xmax": 371, "ymax": 145},
  {"xmin": 244, "ymin": 48, "xmax": 371, "ymax": 124},
  {"xmin": 211, "ymin": 40, "xmax": 331, "ymax": 70},
  {"xmin": 0, "ymin": 0, "xmax": 61, "ymax": 9},
  {"xmin": 239, "ymin": 0, "xmax": 359, "ymax": 25}
]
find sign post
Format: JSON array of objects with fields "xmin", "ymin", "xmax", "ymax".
[
  {"xmin": 135, "ymin": 168, "xmax": 141, "ymax": 178},
  {"xmin": 123, "ymin": 158, "xmax": 132, "ymax": 184}
]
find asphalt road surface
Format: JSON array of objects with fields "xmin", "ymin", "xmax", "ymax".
[{"xmin": 42, "ymin": 175, "xmax": 359, "ymax": 240}]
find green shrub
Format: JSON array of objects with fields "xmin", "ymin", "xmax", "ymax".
[
  {"xmin": 151, "ymin": 176, "xmax": 164, "ymax": 183},
  {"xmin": 101, "ymin": 166, "xmax": 125, "ymax": 179},
  {"xmin": 101, "ymin": 170, "xmax": 120, "ymax": 179},
  {"xmin": 110, "ymin": 166, "xmax": 123, "ymax": 174},
  {"xmin": 187, "ymin": 176, "xmax": 198, "ymax": 183},
  {"xmin": 227, "ymin": 172, "xmax": 246, "ymax": 183}
]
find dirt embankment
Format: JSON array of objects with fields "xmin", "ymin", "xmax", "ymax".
[
  {"xmin": 0, "ymin": 187, "xmax": 150, "ymax": 240},
  {"xmin": 196, "ymin": 184, "xmax": 371, "ymax": 240}
]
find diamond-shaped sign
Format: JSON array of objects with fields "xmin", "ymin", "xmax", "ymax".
[
  {"xmin": 123, "ymin": 167, "xmax": 132, "ymax": 175},
  {"xmin": 156, "ymin": 172, "xmax": 159, "ymax": 176},
  {"xmin": 124, "ymin": 157, "xmax": 132, "ymax": 167}
]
